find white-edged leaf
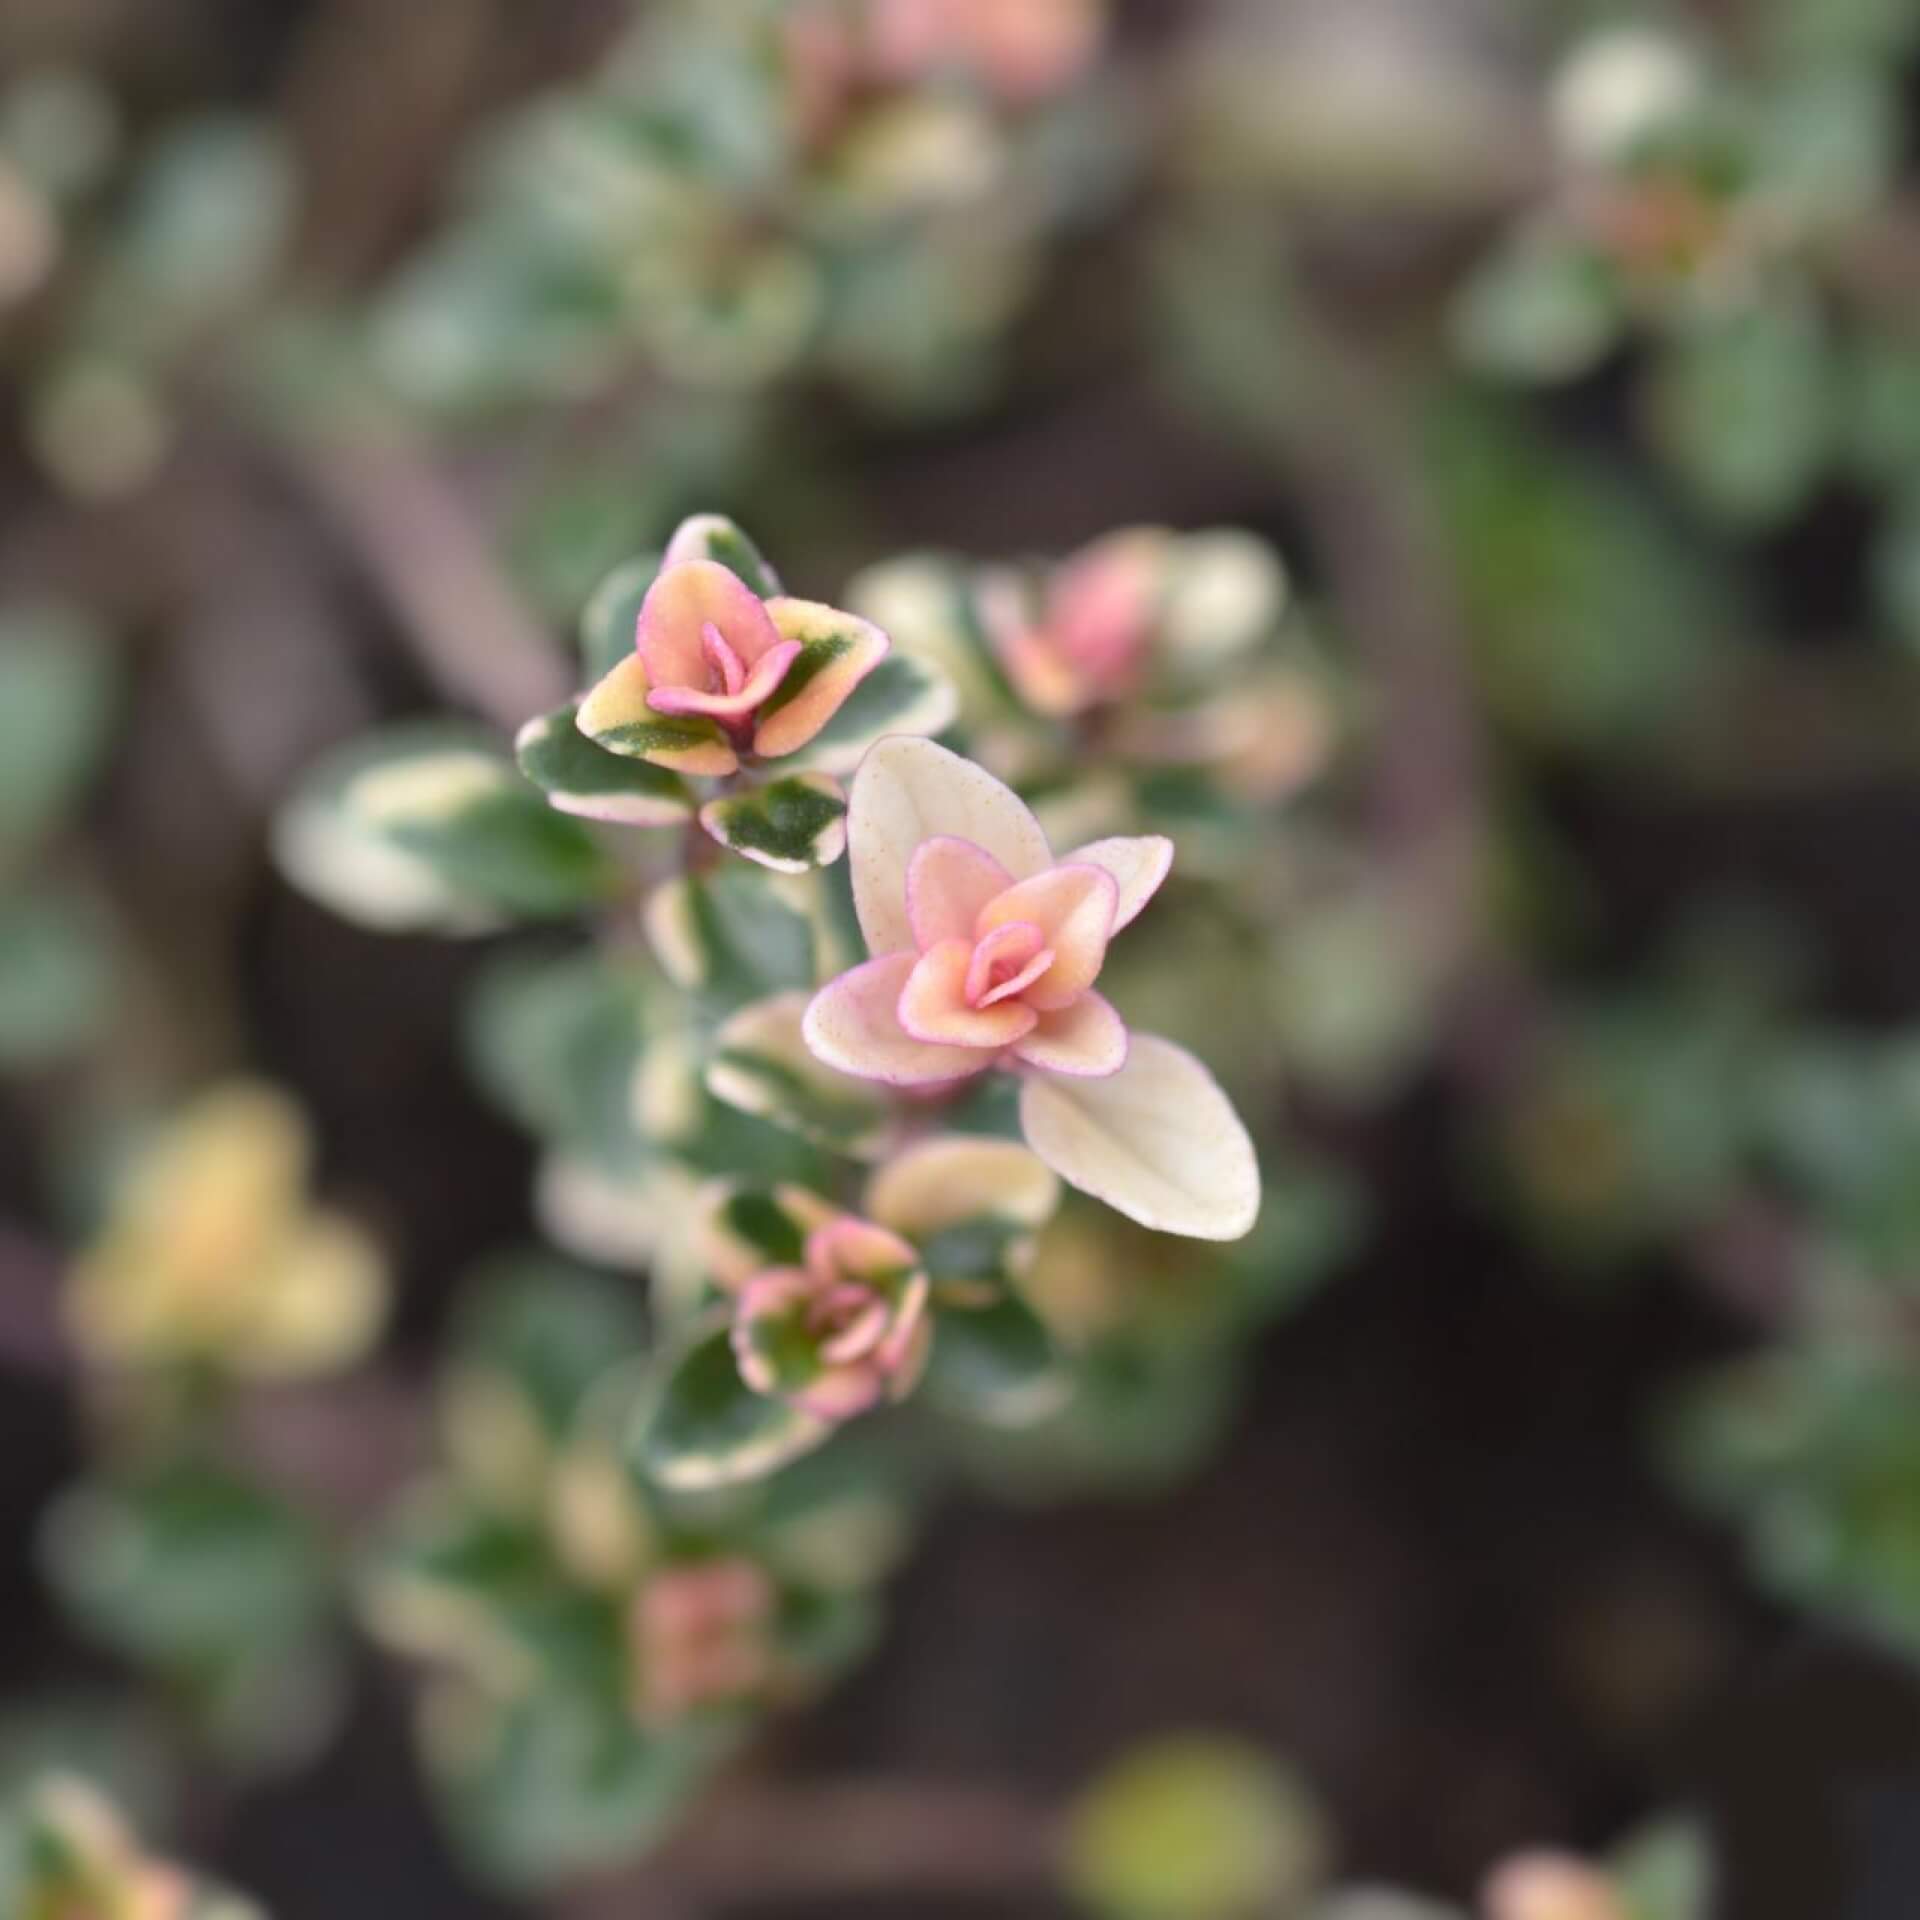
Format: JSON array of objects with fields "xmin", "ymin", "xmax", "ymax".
[
  {"xmin": 515, "ymin": 704, "xmax": 692, "ymax": 826},
  {"xmin": 661, "ymin": 513, "xmax": 782, "ymax": 599},
  {"xmin": 705, "ymin": 991, "xmax": 892, "ymax": 1157},
  {"xmin": 698, "ymin": 774, "xmax": 847, "ymax": 873},
  {"xmin": 634, "ymin": 1326, "xmax": 829, "ymax": 1491}
]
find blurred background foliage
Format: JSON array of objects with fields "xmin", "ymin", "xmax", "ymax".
[{"xmin": 4, "ymin": 0, "xmax": 1920, "ymax": 1914}]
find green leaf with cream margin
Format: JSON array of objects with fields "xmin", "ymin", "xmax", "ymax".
[
  {"xmin": 576, "ymin": 655, "xmax": 739, "ymax": 779},
  {"xmin": 275, "ymin": 724, "xmax": 538, "ymax": 935},
  {"xmin": 699, "ymin": 774, "xmax": 847, "ymax": 873},
  {"xmin": 925, "ymin": 1291, "xmax": 1068, "ymax": 1428},
  {"xmin": 661, "ymin": 514, "xmax": 783, "ymax": 600},
  {"xmin": 636, "ymin": 1323, "xmax": 829, "ymax": 1491},
  {"xmin": 516, "ymin": 703, "xmax": 693, "ymax": 827},
  {"xmin": 644, "ymin": 868, "xmax": 816, "ymax": 1010},
  {"xmin": 341, "ymin": 737, "xmax": 621, "ymax": 920},
  {"xmin": 1019, "ymin": 1034, "xmax": 1261, "ymax": 1242},
  {"xmin": 706, "ymin": 991, "xmax": 891, "ymax": 1158}
]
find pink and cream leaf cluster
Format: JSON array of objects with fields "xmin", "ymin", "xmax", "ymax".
[
  {"xmin": 577, "ymin": 516, "xmax": 890, "ymax": 782},
  {"xmin": 700, "ymin": 1136, "xmax": 1059, "ymax": 1438},
  {"xmin": 803, "ymin": 737, "xmax": 1260, "ymax": 1241}
]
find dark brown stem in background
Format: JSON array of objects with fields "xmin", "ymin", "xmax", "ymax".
[
  {"xmin": 563, "ymin": 1777, "xmax": 1056, "ymax": 1916},
  {"xmin": 0, "ymin": 1225, "xmax": 70, "ymax": 1381},
  {"xmin": 1254, "ymin": 314, "xmax": 1490, "ymax": 1000},
  {"xmin": 289, "ymin": 431, "xmax": 570, "ymax": 732}
]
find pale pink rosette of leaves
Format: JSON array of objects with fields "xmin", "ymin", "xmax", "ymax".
[
  {"xmin": 629, "ymin": 1556, "xmax": 778, "ymax": 1726},
  {"xmin": 869, "ymin": 0, "xmax": 1105, "ymax": 106},
  {"xmin": 976, "ymin": 525, "xmax": 1289, "ymax": 725},
  {"xmin": 730, "ymin": 1216, "xmax": 933, "ymax": 1422},
  {"xmin": 577, "ymin": 518, "xmax": 890, "ymax": 780},
  {"xmin": 803, "ymin": 736, "xmax": 1261, "ymax": 1240},
  {"xmin": 785, "ymin": 0, "xmax": 1103, "ymax": 139},
  {"xmin": 978, "ymin": 526, "xmax": 1167, "ymax": 719}
]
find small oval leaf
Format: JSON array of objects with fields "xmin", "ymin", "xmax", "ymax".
[
  {"xmin": 516, "ymin": 704, "xmax": 693, "ymax": 827},
  {"xmin": 636, "ymin": 1328, "xmax": 829, "ymax": 1491},
  {"xmin": 698, "ymin": 774, "xmax": 847, "ymax": 874},
  {"xmin": 1018, "ymin": 1034, "xmax": 1260, "ymax": 1242}
]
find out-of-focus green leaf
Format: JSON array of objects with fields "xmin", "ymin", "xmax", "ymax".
[
  {"xmin": 0, "ymin": 602, "xmax": 116, "ymax": 867},
  {"xmin": 925, "ymin": 1291, "xmax": 1068, "ymax": 1427},
  {"xmin": 578, "ymin": 552, "xmax": 662, "ymax": 686},
  {"xmin": 1425, "ymin": 396, "xmax": 1733, "ymax": 750},
  {"xmin": 426, "ymin": 1680, "xmax": 735, "ymax": 1890},
  {"xmin": 39, "ymin": 1464, "xmax": 344, "ymax": 1771},
  {"xmin": 706, "ymin": 992, "xmax": 891, "ymax": 1157},
  {"xmin": 449, "ymin": 1253, "xmax": 649, "ymax": 1435},
  {"xmin": 1452, "ymin": 224, "xmax": 1621, "ymax": 383},
  {"xmin": 464, "ymin": 944, "xmax": 650, "ymax": 1167},
  {"xmin": 40, "ymin": 1466, "xmax": 329, "ymax": 1665},
  {"xmin": 1648, "ymin": 290, "xmax": 1833, "ymax": 528},
  {"xmin": 1609, "ymin": 1814, "xmax": 1715, "ymax": 1920},
  {"xmin": 644, "ymin": 866, "xmax": 815, "ymax": 1012},
  {"xmin": 1062, "ymin": 1734, "xmax": 1330, "ymax": 1920},
  {"xmin": 103, "ymin": 117, "xmax": 293, "ymax": 346},
  {"xmin": 1751, "ymin": 63, "xmax": 1900, "ymax": 217},
  {"xmin": 0, "ymin": 890, "xmax": 115, "ymax": 1072},
  {"xmin": 1875, "ymin": 490, "xmax": 1920, "ymax": 656},
  {"xmin": 349, "ymin": 740, "xmax": 621, "ymax": 920}
]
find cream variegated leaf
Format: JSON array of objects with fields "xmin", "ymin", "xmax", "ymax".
[{"xmin": 1018, "ymin": 1034, "xmax": 1260, "ymax": 1241}]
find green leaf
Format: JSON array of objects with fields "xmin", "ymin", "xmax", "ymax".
[
  {"xmin": 1609, "ymin": 1815, "xmax": 1714, "ymax": 1920},
  {"xmin": 578, "ymin": 552, "xmax": 661, "ymax": 686},
  {"xmin": 1424, "ymin": 395, "xmax": 1733, "ymax": 750},
  {"xmin": 344, "ymin": 735, "xmax": 622, "ymax": 920},
  {"xmin": 1451, "ymin": 224, "xmax": 1621, "ymax": 383},
  {"xmin": 698, "ymin": 774, "xmax": 846, "ymax": 873},
  {"xmin": 1875, "ymin": 490, "xmax": 1920, "ymax": 655},
  {"xmin": 515, "ymin": 703, "xmax": 693, "ymax": 826},
  {"xmin": 429, "ymin": 1682, "xmax": 735, "ymax": 1890},
  {"xmin": 926, "ymin": 1291, "xmax": 1068, "ymax": 1426},
  {"xmin": 0, "ymin": 889, "xmax": 115, "ymax": 1070},
  {"xmin": 107, "ymin": 116, "xmax": 293, "ymax": 344},
  {"xmin": 1751, "ymin": 62, "xmax": 1899, "ymax": 221},
  {"xmin": 715, "ymin": 1188, "xmax": 809, "ymax": 1267},
  {"xmin": 705, "ymin": 991, "xmax": 891, "ymax": 1156},
  {"xmin": 644, "ymin": 866, "xmax": 815, "ymax": 1012},
  {"xmin": 1847, "ymin": 337, "xmax": 1920, "ymax": 489},
  {"xmin": 276, "ymin": 724, "xmax": 536, "ymax": 934},
  {"xmin": 0, "ymin": 601, "xmax": 116, "ymax": 868},
  {"xmin": 789, "ymin": 652, "xmax": 958, "ymax": 775},
  {"xmin": 1649, "ymin": 290, "xmax": 1834, "ymax": 528},
  {"xmin": 916, "ymin": 1217, "xmax": 1027, "ymax": 1283},
  {"xmin": 664, "ymin": 513, "xmax": 783, "ymax": 599},
  {"xmin": 450, "ymin": 1253, "xmax": 650, "ymax": 1434},
  {"xmin": 636, "ymin": 1327, "xmax": 829, "ymax": 1491},
  {"xmin": 40, "ymin": 1465, "xmax": 329, "ymax": 1666},
  {"xmin": 465, "ymin": 945, "xmax": 650, "ymax": 1163},
  {"xmin": 1062, "ymin": 1735, "xmax": 1330, "ymax": 1920},
  {"xmin": 38, "ymin": 1462, "xmax": 348, "ymax": 1770},
  {"xmin": 361, "ymin": 1493, "xmax": 609, "ymax": 1692}
]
